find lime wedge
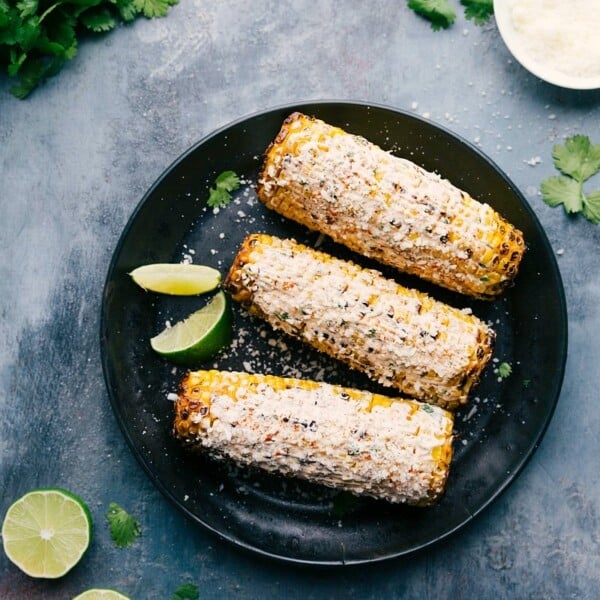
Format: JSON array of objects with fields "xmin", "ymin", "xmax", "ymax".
[
  {"xmin": 73, "ymin": 590, "xmax": 130, "ymax": 600},
  {"xmin": 130, "ymin": 263, "xmax": 221, "ymax": 295},
  {"xmin": 150, "ymin": 291, "xmax": 232, "ymax": 364},
  {"xmin": 2, "ymin": 488, "xmax": 92, "ymax": 579}
]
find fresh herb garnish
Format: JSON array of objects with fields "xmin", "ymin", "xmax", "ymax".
[
  {"xmin": 408, "ymin": 0, "xmax": 456, "ymax": 30},
  {"xmin": 106, "ymin": 502, "xmax": 141, "ymax": 548},
  {"xmin": 172, "ymin": 583, "xmax": 200, "ymax": 600},
  {"xmin": 421, "ymin": 404, "xmax": 434, "ymax": 414},
  {"xmin": 407, "ymin": 0, "xmax": 493, "ymax": 29},
  {"xmin": 206, "ymin": 170, "xmax": 241, "ymax": 209},
  {"xmin": 497, "ymin": 362, "xmax": 512, "ymax": 379},
  {"xmin": 0, "ymin": 0, "xmax": 178, "ymax": 98},
  {"xmin": 460, "ymin": 0, "xmax": 493, "ymax": 24},
  {"xmin": 541, "ymin": 135, "xmax": 600, "ymax": 224}
]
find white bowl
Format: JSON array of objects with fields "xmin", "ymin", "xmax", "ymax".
[{"xmin": 494, "ymin": 0, "xmax": 600, "ymax": 90}]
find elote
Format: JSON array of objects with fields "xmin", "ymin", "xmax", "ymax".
[
  {"xmin": 173, "ymin": 370, "xmax": 454, "ymax": 506},
  {"xmin": 224, "ymin": 234, "xmax": 494, "ymax": 409},
  {"xmin": 257, "ymin": 112, "xmax": 525, "ymax": 299}
]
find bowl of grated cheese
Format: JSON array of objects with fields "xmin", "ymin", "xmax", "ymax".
[{"xmin": 494, "ymin": 0, "xmax": 600, "ymax": 90}]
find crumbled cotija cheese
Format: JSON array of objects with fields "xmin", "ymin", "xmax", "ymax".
[
  {"xmin": 186, "ymin": 375, "xmax": 454, "ymax": 504},
  {"xmin": 509, "ymin": 0, "xmax": 600, "ymax": 78}
]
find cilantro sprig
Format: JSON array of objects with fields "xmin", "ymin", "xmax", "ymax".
[
  {"xmin": 172, "ymin": 583, "xmax": 200, "ymax": 600},
  {"xmin": 496, "ymin": 362, "xmax": 512, "ymax": 380},
  {"xmin": 460, "ymin": 0, "xmax": 494, "ymax": 25},
  {"xmin": 206, "ymin": 170, "xmax": 241, "ymax": 209},
  {"xmin": 407, "ymin": 0, "xmax": 493, "ymax": 30},
  {"xmin": 408, "ymin": 0, "xmax": 456, "ymax": 30},
  {"xmin": 0, "ymin": 0, "xmax": 178, "ymax": 98},
  {"xmin": 541, "ymin": 135, "xmax": 600, "ymax": 224},
  {"xmin": 106, "ymin": 502, "xmax": 141, "ymax": 548}
]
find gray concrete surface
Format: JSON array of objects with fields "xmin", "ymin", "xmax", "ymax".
[{"xmin": 1, "ymin": 1, "xmax": 599, "ymax": 598}]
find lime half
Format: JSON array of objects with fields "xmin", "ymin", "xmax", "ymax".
[
  {"xmin": 73, "ymin": 590, "xmax": 130, "ymax": 600},
  {"xmin": 2, "ymin": 488, "xmax": 92, "ymax": 579},
  {"xmin": 130, "ymin": 263, "xmax": 221, "ymax": 295},
  {"xmin": 150, "ymin": 291, "xmax": 232, "ymax": 364}
]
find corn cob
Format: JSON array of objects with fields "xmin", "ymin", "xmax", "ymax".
[
  {"xmin": 257, "ymin": 112, "xmax": 525, "ymax": 300},
  {"xmin": 224, "ymin": 234, "xmax": 494, "ymax": 409},
  {"xmin": 174, "ymin": 370, "xmax": 454, "ymax": 506}
]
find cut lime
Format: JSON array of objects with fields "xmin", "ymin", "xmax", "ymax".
[
  {"xmin": 150, "ymin": 290, "xmax": 232, "ymax": 364},
  {"xmin": 2, "ymin": 488, "xmax": 92, "ymax": 579},
  {"xmin": 130, "ymin": 263, "xmax": 221, "ymax": 295},
  {"xmin": 73, "ymin": 590, "xmax": 130, "ymax": 600}
]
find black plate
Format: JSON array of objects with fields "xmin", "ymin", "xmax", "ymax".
[{"xmin": 100, "ymin": 102, "xmax": 567, "ymax": 565}]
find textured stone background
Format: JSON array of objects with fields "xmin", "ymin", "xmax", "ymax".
[{"xmin": 1, "ymin": 1, "xmax": 599, "ymax": 598}]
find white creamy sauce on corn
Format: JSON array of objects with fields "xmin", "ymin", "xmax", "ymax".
[
  {"xmin": 261, "ymin": 119, "xmax": 506, "ymax": 295},
  {"xmin": 238, "ymin": 237, "xmax": 491, "ymax": 406},
  {"xmin": 193, "ymin": 378, "xmax": 452, "ymax": 504}
]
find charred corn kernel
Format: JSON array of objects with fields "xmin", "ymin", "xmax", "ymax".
[
  {"xmin": 224, "ymin": 234, "xmax": 495, "ymax": 410},
  {"xmin": 174, "ymin": 370, "xmax": 454, "ymax": 506},
  {"xmin": 257, "ymin": 112, "xmax": 525, "ymax": 300}
]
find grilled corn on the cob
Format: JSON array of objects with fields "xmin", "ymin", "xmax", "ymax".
[
  {"xmin": 257, "ymin": 112, "xmax": 525, "ymax": 299},
  {"xmin": 224, "ymin": 234, "xmax": 494, "ymax": 409},
  {"xmin": 174, "ymin": 370, "xmax": 454, "ymax": 505}
]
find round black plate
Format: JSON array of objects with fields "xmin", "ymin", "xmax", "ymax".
[{"xmin": 100, "ymin": 102, "xmax": 567, "ymax": 565}]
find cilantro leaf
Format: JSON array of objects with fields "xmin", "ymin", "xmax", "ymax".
[
  {"xmin": 79, "ymin": 8, "xmax": 117, "ymax": 32},
  {"xmin": 497, "ymin": 362, "xmax": 512, "ymax": 379},
  {"xmin": 106, "ymin": 502, "xmax": 141, "ymax": 548},
  {"xmin": 541, "ymin": 135, "xmax": 600, "ymax": 224},
  {"xmin": 16, "ymin": 0, "xmax": 38, "ymax": 19},
  {"xmin": 133, "ymin": 0, "xmax": 178, "ymax": 19},
  {"xmin": 407, "ymin": 0, "xmax": 456, "ymax": 31},
  {"xmin": 552, "ymin": 135, "xmax": 600, "ymax": 182},
  {"xmin": 44, "ymin": 17, "xmax": 78, "ymax": 58},
  {"xmin": 460, "ymin": 0, "xmax": 493, "ymax": 25},
  {"xmin": 215, "ymin": 170, "xmax": 241, "ymax": 192},
  {"xmin": 206, "ymin": 170, "xmax": 242, "ymax": 208},
  {"xmin": 540, "ymin": 176, "xmax": 583, "ymax": 213},
  {"xmin": 207, "ymin": 187, "xmax": 231, "ymax": 209},
  {"xmin": 582, "ymin": 189, "xmax": 600, "ymax": 224},
  {"xmin": 114, "ymin": 0, "xmax": 140, "ymax": 22},
  {"xmin": 9, "ymin": 54, "xmax": 64, "ymax": 98},
  {"xmin": 172, "ymin": 583, "xmax": 199, "ymax": 600},
  {"xmin": 13, "ymin": 16, "xmax": 40, "ymax": 50},
  {"xmin": 1, "ymin": 0, "xmax": 177, "ymax": 97}
]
